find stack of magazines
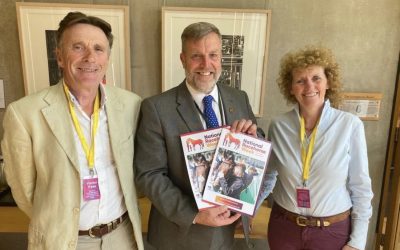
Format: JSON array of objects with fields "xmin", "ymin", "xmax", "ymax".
[{"xmin": 180, "ymin": 127, "xmax": 272, "ymax": 216}]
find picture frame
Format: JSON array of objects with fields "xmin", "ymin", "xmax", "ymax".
[
  {"xmin": 16, "ymin": 2, "xmax": 131, "ymax": 95},
  {"xmin": 162, "ymin": 7, "xmax": 271, "ymax": 117},
  {"xmin": 338, "ymin": 92, "xmax": 383, "ymax": 121}
]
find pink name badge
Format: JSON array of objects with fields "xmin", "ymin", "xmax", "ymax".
[
  {"xmin": 83, "ymin": 176, "xmax": 101, "ymax": 201},
  {"xmin": 296, "ymin": 187, "xmax": 311, "ymax": 208}
]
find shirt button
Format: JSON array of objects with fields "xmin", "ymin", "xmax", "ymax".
[{"xmin": 73, "ymin": 207, "xmax": 80, "ymax": 214}]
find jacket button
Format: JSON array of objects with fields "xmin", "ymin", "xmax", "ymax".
[
  {"xmin": 68, "ymin": 240, "xmax": 76, "ymax": 248},
  {"xmin": 73, "ymin": 207, "xmax": 80, "ymax": 214}
]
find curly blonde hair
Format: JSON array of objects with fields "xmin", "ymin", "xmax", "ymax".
[{"xmin": 277, "ymin": 46, "xmax": 343, "ymax": 107}]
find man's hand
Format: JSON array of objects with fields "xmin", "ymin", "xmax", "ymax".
[
  {"xmin": 230, "ymin": 119, "xmax": 257, "ymax": 137},
  {"xmin": 193, "ymin": 205, "xmax": 241, "ymax": 227}
]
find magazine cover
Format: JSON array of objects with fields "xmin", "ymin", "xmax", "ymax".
[
  {"xmin": 202, "ymin": 127, "xmax": 272, "ymax": 216},
  {"xmin": 180, "ymin": 127, "xmax": 224, "ymax": 210}
]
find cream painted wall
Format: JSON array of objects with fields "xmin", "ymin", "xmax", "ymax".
[{"xmin": 0, "ymin": 0, "xmax": 399, "ymax": 249}]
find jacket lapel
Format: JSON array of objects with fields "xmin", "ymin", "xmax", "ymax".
[
  {"xmin": 218, "ymin": 84, "xmax": 240, "ymax": 125},
  {"xmin": 41, "ymin": 83, "xmax": 80, "ymax": 172},
  {"xmin": 176, "ymin": 82, "xmax": 204, "ymax": 132},
  {"xmin": 103, "ymin": 86, "xmax": 125, "ymax": 171}
]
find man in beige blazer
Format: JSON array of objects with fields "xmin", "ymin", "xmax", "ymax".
[{"xmin": 2, "ymin": 12, "xmax": 143, "ymax": 250}]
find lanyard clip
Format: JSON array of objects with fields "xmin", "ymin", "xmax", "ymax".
[{"xmin": 303, "ymin": 180, "xmax": 307, "ymax": 188}]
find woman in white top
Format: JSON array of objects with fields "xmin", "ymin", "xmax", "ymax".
[{"xmin": 263, "ymin": 46, "xmax": 373, "ymax": 250}]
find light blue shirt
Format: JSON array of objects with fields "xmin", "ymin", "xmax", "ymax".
[{"xmin": 261, "ymin": 100, "xmax": 373, "ymax": 250}]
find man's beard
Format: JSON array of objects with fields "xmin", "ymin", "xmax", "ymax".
[{"xmin": 185, "ymin": 72, "xmax": 221, "ymax": 94}]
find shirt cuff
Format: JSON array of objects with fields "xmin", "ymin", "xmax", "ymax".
[{"xmin": 348, "ymin": 219, "xmax": 369, "ymax": 250}]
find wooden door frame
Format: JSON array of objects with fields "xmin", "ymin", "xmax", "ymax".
[{"xmin": 376, "ymin": 53, "xmax": 400, "ymax": 249}]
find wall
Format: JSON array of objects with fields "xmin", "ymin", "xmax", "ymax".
[{"xmin": 0, "ymin": 0, "xmax": 399, "ymax": 249}]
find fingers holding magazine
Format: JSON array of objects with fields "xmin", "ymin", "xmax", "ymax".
[
  {"xmin": 230, "ymin": 119, "xmax": 257, "ymax": 137},
  {"xmin": 193, "ymin": 205, "xmax": 241, "ymax": 227}
]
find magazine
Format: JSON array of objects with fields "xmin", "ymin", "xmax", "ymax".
[
  {"xmin": 202, "ymin": 127, "xmax": 272, "ymax": 216},
  {"xmin": 180, "ymin": 127, "xmax": 224, "ymax": 210}
]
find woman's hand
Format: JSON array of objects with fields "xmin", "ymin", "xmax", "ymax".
[{"xmin": 342, "ymin": 244, "xmax": 358, "ymax": 250}]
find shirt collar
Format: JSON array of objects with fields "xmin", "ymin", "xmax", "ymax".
[
  {"xmin": 294, "ymin": 99, "xmax": 331, "ymax": 131},
  {"xmin": 294, "ymin": 99, "xmax": 331, "ymax": 117},
  {"xmin": 63, "ymin": 79, "xmax": 107, "ymax": 109},
  {"xmin": 98, "ymin": 83, "xmax": 107, "ymax": 108},
  {"xmin": 185, "ymin": 81, "xmax": 219, "ymax": 109}
]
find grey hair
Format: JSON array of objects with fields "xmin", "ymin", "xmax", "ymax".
[{"xmin": 181, "ymin": 22, "xmax": 221, "ymax": 52}]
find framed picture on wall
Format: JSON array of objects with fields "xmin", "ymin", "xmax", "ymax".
[
  {"xmin": 16, "ymin": 2, "xmax": 131, "ymax": 95},
  {"xmin": 162, "ymin": 7, "xmax": 271, "ymax": 117}
]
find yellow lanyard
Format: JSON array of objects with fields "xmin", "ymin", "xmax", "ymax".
[
  {"xmin": 63, "ymin": 83, "xmax": 100, "ymax": 172},
  {"xmin": 299, "ymin": 116, "xmax": 319, "ymax": 186}
]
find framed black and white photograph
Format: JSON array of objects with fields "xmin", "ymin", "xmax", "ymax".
[
  {"xmin": 162, "ymin": 7, "xmax": 271, "ymax": 117},
  {"xmin": 16, "ymin": 2, "xmax": 131, "ymax": 95}
]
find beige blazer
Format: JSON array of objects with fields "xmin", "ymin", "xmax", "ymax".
[{"xmin": 2, "ymin": 82, "xmax": 144, "ymax": 250}]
